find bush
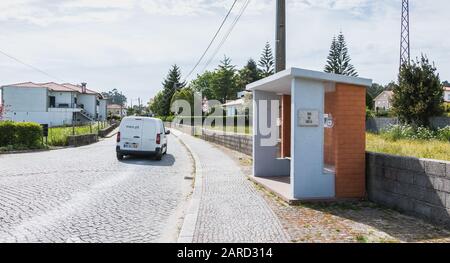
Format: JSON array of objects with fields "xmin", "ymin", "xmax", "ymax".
[
  {"xmin": 0, "ymin": 121, "xmax": 43, "ymax": 149},
  {"xmin": 381, "ymin": 124, "xmax": 450, "ymax": 142},
  {"xmin": 381, "ymin": 124, "xmax": 415, "ymax": 141},
  {"xmin": 0, "ymin": 121, "xmax": 16, "ymax": 146},
  {"xmin": 437, "ymin": 126, "xmax": 450, "ymax": 142},
  {"xmin": 14, "ymin": 122, "xmax": 43, "ymax": 148}
]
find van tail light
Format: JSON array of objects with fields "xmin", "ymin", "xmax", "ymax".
[
  {"xmin": 117, "ymin": 132, "xmax": 121, "ymax": 143},
  {"xmin": 156, "ymin": 133, "xmax": 161, "ymax": 145}
]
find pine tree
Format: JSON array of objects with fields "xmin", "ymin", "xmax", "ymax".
[
  {"xmin": 161, "ymin": 64, "xmax": 185, "ymax": 116},
  {"xmin": 258, "ymin": 42, "xmax": 275, "ymax": 78},
  {"xmin": 237, "ymin": 59, "xmax": 262, "ymax": 89},
  {"xmin": 215, "ymin": 56, "xmax": 237, "ymax": 103},
  {"xmin": 324, "ymin": 32, "xmax": 358, "ymax": 77}
]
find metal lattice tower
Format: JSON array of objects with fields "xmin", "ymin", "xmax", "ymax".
[{"xmin": 400, "ymin": 0, "xmax": 410, "ymax": 68}]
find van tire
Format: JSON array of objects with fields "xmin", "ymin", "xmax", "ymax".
[
  {"xmin": 117, "ymin": 153, "xmax": 124, "ymax": 160},
  {"xmin": 154, "ymin": 154, "xmax": 162, "ymax": 161}
]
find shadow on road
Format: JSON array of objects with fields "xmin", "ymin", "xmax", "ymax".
[{"xmin": 119, "ymin": 154, "xmax": 176, "ymax": 167}]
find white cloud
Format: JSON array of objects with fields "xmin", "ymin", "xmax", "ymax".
[{"xmin": 0, "ymin": 0, "xmax": 449, "ymax": 102}]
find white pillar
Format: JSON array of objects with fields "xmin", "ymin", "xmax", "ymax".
[{"xmin": 291, "ymin": 78, "xmax": 335, "ymax": 199}]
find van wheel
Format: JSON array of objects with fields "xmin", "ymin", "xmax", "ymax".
[
  {"xmin": 154, "ymin": 154, "xmax": 162, "ymax": 161},
  {"xmin": 117, "ymin": 153, "xmax": 124, "ymax": 160}
]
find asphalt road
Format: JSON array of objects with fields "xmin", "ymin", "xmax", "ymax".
[{"xmin": 0, "ymin": 135, "xmax": 193, "ymax": 243}]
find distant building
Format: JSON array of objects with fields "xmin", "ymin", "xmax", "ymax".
[
  {"xmin": 373, "ymin": 91, "xmax": 394, "ymax": 111},
  {"xmin": 222, "ymin": 91, "xmax": 251, "ymax": 117},
  {"xmin": 444, "ymin": 86, "xmax": 450, "ymax": 103},
  {"xmin": 107, "ymin": 104, "xmax": 126, "ymax": 118},
  {"xmin": 0, "ymin": 82, "xmax": 107, "ymax": 127}
]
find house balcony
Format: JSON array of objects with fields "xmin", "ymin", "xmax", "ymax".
[{"xmin": 48, "ymin": 104, "xmax": 82, "ymax": 113}]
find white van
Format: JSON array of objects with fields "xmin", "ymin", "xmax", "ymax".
[{"xmin": 116, "ymin": 117, "xmax": 170, "ymax": 160}]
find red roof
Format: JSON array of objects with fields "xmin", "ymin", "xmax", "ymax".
[
  {"xmin": 1, "ymin": 82, "xmax": 102, "ymax": 95},
  {"xmin": 40, "ymin": 82, "xmax": 77, "ymax": 92},
  {"xmin": 62, "ymin": 83, "xmax": 99, "ymax": 95},
  {"xmin": 1, "ymin": 82, "xmax": 44, "ymax": 88},
  {"xmin": 107, "ymin": 104, "xmax": 123, "ymax": 109}
]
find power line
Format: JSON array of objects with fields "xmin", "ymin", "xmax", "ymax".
[
  {"xmin": 0, "ymin": 49, "xmax": 63, "ymax": 82},
  {"xmin": 183, "ymin": 0, "xmax": 239, "ymax": 82},
  {"xmin": 201, "ymin": 0, "xmax": 251, "ymax": 73}
]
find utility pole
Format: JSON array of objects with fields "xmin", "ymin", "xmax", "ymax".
[
  {"xmin": 400, "ymin": 0, "xmax": 410, "ymax": 68},
  {"xmin": 275, "ymin": 0, "xmax": 286, "ymax": 73}
]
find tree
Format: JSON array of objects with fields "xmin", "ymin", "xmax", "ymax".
[
  {"xmin": 258, "ymin": 42, "xmax": 275, "ymax": 78},
  {"xmin": 189, "ymin": 71, "xmax": 217, "ymax": 100},
  {"xmin": 171, "ymin": 87, "xmax": 195, "ymax": 116},
  {"xmin": 214, "ymin": 56, "xmax": 238, "ymax": 103},
  {"xmin": 237, "ymin": 59, "xmax": 262, "ymax": 90},
  {"xmin": 149, "ymin": 91, "xmax": 165, "ymax": 116},
  {"xmin": 101, "ymin": 89, "xmax": 127, "ymax": 106},
  {"xmin": 161, "ymin": 64, "xmax": 185, "ymax": 116},
  {"xmin": 443, "ymin": 80, "xmax": 450, "ymax": 87},
  {"xmin": 324, "ymin": 32, "xmax": 358, "ymax": 77},
  {"xmin": 392, "ymin": 55, "xmax": 443, "ymax": 127}
]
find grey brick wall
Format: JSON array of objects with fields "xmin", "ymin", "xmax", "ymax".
[
  {"xmin": 168, "ymin": 123, "xmax": 253, "ymax": 156},
  {"xmin": 68, "ymin": 134, "xmax": 98, "ymax": 147},
  {"xmin": 367, "ymin": 152, "xmax": 450, "ymax": 227}
]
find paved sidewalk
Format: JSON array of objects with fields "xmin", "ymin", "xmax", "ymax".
[{"xmin": 173, "ymin": 130, "xmax": 288, "ymax": 243}]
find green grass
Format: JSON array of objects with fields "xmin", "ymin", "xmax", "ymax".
[
  {"xmin": 47, "ymin": 123, "xmax": 107, "ymax": 146},
  {"xmin": 366, "ymin": 133, "xmax": 450, "ymax": 161}
]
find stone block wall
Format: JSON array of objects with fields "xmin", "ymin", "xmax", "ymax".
[
  {"xmin": 68, "ymin": 134, "xmax": 98, "ymax": 147},
  {"xmin": 367, "ymin": 152, "xmax": 450, "ymax": 227}
]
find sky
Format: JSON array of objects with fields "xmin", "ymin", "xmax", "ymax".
[{"xmin": 0, "ymin": 0, "xmax": 449, "ymax": 105}]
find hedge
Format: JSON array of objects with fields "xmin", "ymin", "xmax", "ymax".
[
  {"xmin": 0, "ymin": 121, "xmax": 15, "ymax": 146},
  {"xmin": 0, "ymin": 121, "xmax": 43, "ymax": 148}
]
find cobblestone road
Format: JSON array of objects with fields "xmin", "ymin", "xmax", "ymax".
[
  {"xmin": 0, "ymin": 136, "xmax": 193, "ymax": 243},
  {"xmin": 173, "ymin": 131, "xmax": 288, "ymax": 243}
]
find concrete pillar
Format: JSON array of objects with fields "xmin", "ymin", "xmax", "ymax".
[
  {"xmin": 291, "ymin": 78, "xmax": 335, "ymax": 199},
  {"xmin": 253, "ymin": 90, "xmax": 290, "ymax": 177}
]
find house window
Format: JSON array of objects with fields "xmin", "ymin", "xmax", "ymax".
[{"xmin": 49, "ymin": 96, "xmax": 56, "ymax": 108}]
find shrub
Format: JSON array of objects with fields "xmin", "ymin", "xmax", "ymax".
[
  {"xmin": 0, "ymin": 121, "xmax": 43, "ymax": 149},
  {"xmin": 392, "ymin": 55, "xmax": 443, "ymax": 127},
  {"xmin": 412, "ymin": 126, "xmax": 436, "ymax": 140},
  {"xmin": 0, "ymin": 121, "xmax": 16, "ymax": 146},
  {"xmin": 381, "ymin": 124, "xmax": 415, "ymax": 141},
  {"xmin": 437, "ymin": 126, "xmax": 450, "ymax": 142},
  {"xmin": 14, "ymin": 122, "xmax": 43, "ymax": 148}
]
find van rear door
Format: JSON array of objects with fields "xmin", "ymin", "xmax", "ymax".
[
  {"xmin": 141, "ymin": 119, "xmax": 158, "ymax": 151},
  {"xmin": 121, "ymin": 118, "xmax": 143, "ymax": 151}
]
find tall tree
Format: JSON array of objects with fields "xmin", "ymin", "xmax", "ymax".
[
  {"xmin": 161, "ymin": 64, "xmax": 185, "ymax": 116},
  {"xmin": 258, "ymin": 42, "xmax": 275, "ymax": 78},
  {"xmin": 392, "ymin": 55, "xmax": 443, "ymax": 127},
  {"xmin": 215, "ymin": 56, "xmax": 237, "ymax": 103},
  {"xmin": 324, "ymin": 32, "xmax": 358, "ymax": 77},
  {"xmin": 237, "ymin": 58, "xmax": 262, "ymax": 90}
]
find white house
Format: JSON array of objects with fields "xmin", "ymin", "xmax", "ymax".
[
  {"xmin": 444, "ymin": 86, "xmax": 450, "ymax": 103},
  {"xmin": 222, "ymin": 91, "xmax": 251, "ymax": 116},
  {"xmin": 0, "ymin": 82, "xmax": 108, "ymax": 127},
  {"xmin": 373, "ymin": 90, "xmax": 394, "ymax": 111}
]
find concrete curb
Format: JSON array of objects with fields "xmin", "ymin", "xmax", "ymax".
[{"xmin": 172, "ymin": 130, "xmax": 203, "ymax": 243}]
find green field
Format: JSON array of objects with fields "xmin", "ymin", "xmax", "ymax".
[
  {"xmin": 47, "ymin": 122, "xmax": 108, "ymax": 146},
  {"xmin": 366, "ymin": 133, "xmax": 450, "ymax": 161}
]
